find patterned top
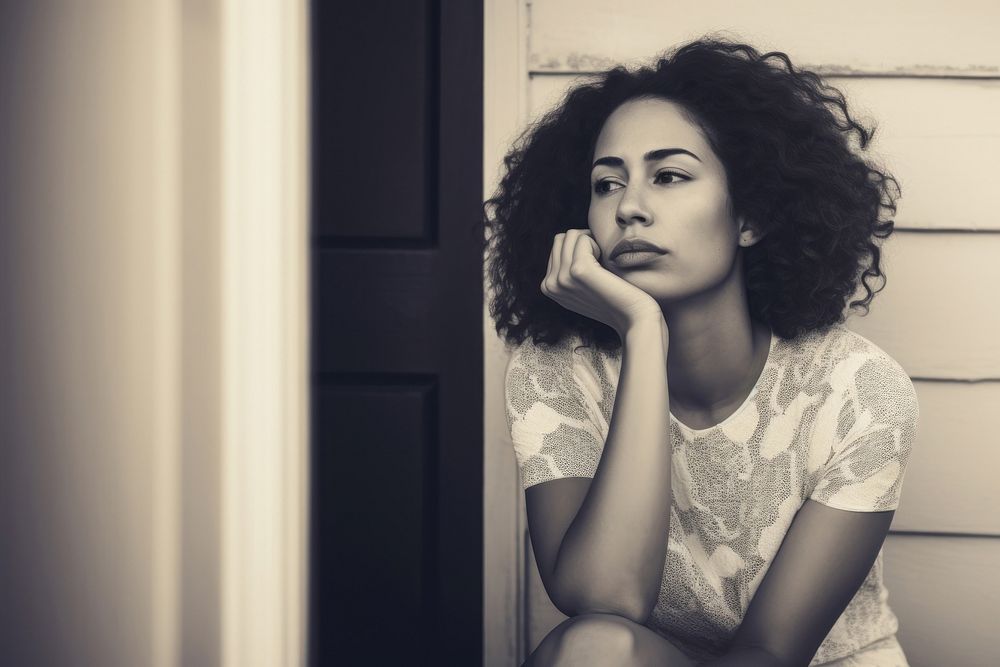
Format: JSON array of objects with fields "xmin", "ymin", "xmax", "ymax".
[{"xmin": 504, "ymin": 323, "xmax": 919, "ymax": 665}]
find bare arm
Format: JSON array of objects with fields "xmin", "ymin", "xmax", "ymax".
[
  {"xmin": 528, "ymin": 228, "xmax": 674, "ymax": 623},
  {"xmin": 533, "ymin": 315, "xmax": 673, "ymax": 623},
  {"xmin": 697, "ymin": 502, "xmax": 896, "ymax": 667}
]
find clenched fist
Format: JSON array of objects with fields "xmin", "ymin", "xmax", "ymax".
[{"xmin": 541, "ymin": 229, "xmax": 665, "ymax": 338}]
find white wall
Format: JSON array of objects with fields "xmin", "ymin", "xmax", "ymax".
[{"xmin": 484, "ymin": 2, "xmax": 1000, "ymax": 665}]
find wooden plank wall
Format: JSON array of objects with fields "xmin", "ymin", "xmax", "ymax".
[{"xmin": 484, "ymin": 2, "xmax": 1000, "ymax": 665}]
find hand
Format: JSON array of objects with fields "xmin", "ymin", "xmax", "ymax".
[{"xmin": 540, "ymin": 229, "xmax": 664, "ymax": 337}]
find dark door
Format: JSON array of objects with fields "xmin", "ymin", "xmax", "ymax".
[{"xmin": 309, "ymin": 2, "xmax": 483, "ymax": 665}]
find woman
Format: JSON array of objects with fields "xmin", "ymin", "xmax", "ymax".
[{"xmin": 484, "ymin": 38, "xmax": 919, "ymax": 666}]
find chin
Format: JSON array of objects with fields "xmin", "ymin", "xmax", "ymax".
[
  {"xmin": 618, "ymin": 275, "xmax": 678, "ymax": 298},
  {"xmin": 625, "ymin": 270, "xmax": 715, "ymax": 299}
]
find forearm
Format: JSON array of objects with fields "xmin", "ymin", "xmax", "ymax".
[{"xmin": 552, "ymin": 316, "xmax": 672, "ymax": 621}]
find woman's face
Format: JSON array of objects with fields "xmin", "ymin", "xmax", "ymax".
[{"xmin": 588, "ymin": 97, "xmax": 748, "ymax": 307}]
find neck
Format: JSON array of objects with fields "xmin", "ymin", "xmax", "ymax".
[{"xmin": 658, "ymin": 273, "xmax": 770, "ymax": 412}]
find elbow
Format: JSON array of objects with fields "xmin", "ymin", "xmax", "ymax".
[
  {"xmin": 545, "ymin": 557, "xmax": 660, "ymax": 624},
  {"xmin": 553, "ymin": 584, "xmax": 656, "ymax": 625}
]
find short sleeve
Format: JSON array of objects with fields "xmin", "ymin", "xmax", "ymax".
[
  {"xmin": 504, "ymin": 338, "xmax": 606, "ymax": 490},
  {"xmin": 809, "ymin": 354, "xmax": 920, "ymax": 512}
]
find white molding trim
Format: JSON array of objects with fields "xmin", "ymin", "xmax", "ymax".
[
  {"xmin": 220, "ymin": 2, "xmax": 310, "ymax": 666},
  {"xmin": 484, "ymin": 1, "xmax": 530, "ymax": 665}
]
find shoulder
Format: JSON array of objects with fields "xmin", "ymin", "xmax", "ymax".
[
  {"xmin": 770, "ymin": 324, "xmax": 918, "ymax": 432},
  {"xmin": 506, "ymin": 333, "xmax": 618, "ymax": 384},
  {"xmin": 780, "ymin": 323, "xmax": 913, "ymax": 390},
  {"xmin": 505, "ymin": 333, "xmax": 587, "ymax": 407},
  {"xmin": 830, "ymin": 325, "xmax": 915, "ymax": 398},
  {"xmin": 505, "ymin": 333, "xmax": 582, "ymax": 384},
  {"xmin": 504, "ymin": 333, "xmax": 619, "ymax": 420},
  {"xmin": 813, "ymin": 324, "xmax": 919, "ymax": 430}
]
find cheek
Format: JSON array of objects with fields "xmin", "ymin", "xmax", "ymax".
[
  {"xmin": 587, "ymin": 206, "xmax": 614, "ymax": 254},
  {"xmin": 678, "ymin": 209, "xmax": 740, "ymax": 270},
  {"xmin": 587, "ymin": 197, "xmax": 607, "ymax": 226},
  {"xmin": 695, "ymin": 190, "xmax": 739, "ymax": 247}
]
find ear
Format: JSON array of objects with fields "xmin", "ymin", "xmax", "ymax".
[{"xmin": 737, "ymin": 217, "xmax": 765, "ymax": 248}]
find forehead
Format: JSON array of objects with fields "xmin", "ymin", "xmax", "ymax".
[{"xmin": 593, "ymin": 97, "xmax": 710, "ymax": 159}]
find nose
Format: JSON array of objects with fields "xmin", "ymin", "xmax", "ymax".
[{"xmin": 615, "ymin": 184, "xmax": 651, "ymax": 227}]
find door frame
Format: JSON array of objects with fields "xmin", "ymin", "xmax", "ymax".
[
  {"xmin": 219, "ymin": 1, "xmax": 310, "ymax": 665},
  {"xmin": 483, "ymin": 1, "xmax": 530, "ymax": 664}
]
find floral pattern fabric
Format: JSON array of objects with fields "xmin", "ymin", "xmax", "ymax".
[{"xmin": 504, "ymin": 323, "xmax": 919, "ymax": 665}]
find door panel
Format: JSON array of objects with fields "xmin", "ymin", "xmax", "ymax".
[{"xmin": 309, "ymin": 1, "xmax": 483, "ymax": 665}]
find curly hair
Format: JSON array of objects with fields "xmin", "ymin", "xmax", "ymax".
[{"xmin": 483, "ymin": 36, "xmax": 900, "ymax": 353}]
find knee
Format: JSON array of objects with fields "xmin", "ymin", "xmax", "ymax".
[{"xmin": 528, "ymin": 613, "xmax": 638, "ymax": 667}]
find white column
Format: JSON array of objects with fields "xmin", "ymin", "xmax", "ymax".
[{"xmin": 220, "ymin": 1, "xmax": 310, "ymax": 666}]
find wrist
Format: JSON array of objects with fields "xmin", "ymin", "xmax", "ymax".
[{"xmin": 621, "ymin": 314, "xmax": 668, "ymax": 347}]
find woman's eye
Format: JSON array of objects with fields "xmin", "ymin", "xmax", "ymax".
[
  {"xmin": 654, "ymin": 171, "xmax": 688, "ymax": 185},
  {"xmin": 593, "ymin": 179, "xmax": 623, "ymax": 195}
]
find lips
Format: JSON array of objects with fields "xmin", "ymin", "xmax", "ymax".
[{"xmin": 610, "ymin": 238, "xmax": 667, "ymax": 261}]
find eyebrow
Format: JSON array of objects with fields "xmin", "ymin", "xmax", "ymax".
[{"xmin": 592, "ymin": 147, "xmax": 702, "ymax": 170}]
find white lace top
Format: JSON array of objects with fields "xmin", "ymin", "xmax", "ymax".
[{"xmin": 504, "ymin": 323, "xmax": 919, "ymax": 665}]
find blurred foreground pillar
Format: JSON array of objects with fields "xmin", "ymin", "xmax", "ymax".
[{"xmin": 0, "ymin": 2, "xmax": 308, "ymax": 665}]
